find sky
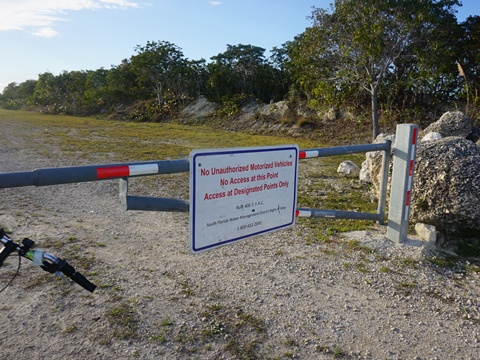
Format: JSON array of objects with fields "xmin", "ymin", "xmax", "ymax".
[{"xmin": 0, "ymin": 0, "xmax": 479, "ymax": 92}]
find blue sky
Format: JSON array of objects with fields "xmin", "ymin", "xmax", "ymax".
[{"xmin": 0, "ymin": 0, "xmax": 479, "ymax": 92}]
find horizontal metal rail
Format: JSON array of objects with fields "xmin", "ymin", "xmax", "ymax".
[
  {"xmin": 0, "ymin": 142, "xmax": 391, "ymax": 223},
  {"xmin": 297, "ymin": 141, "xmax": 391, "ymax": 224},
  {"xmin": 0, "ymin": 143, "xmax": 389, "ymax": 188},
  {"xmin": 0, "ymin": 159, "xmax": 190, "ymax": 188},
  {"xmin": 299, "ymin": 142, "xmax": 390, "ymax": 158},
  {"xmin": 296, "ymin": 208, "xmax": 383, "ymax": 222},
  {"xmin": 118, "ymin": 177, "xmax": 189, "ymax": 212}
]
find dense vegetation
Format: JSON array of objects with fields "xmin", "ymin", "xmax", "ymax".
[{"xmin": 1, "ymin": 0, "xmax": 479, "ymax": 139}]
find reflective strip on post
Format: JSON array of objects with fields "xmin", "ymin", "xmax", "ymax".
[
  {"xmin": 295, "ymin": 209, "xmax": 312, "ymax": 218},
  {"xmin": 404, "ymin": 129, "xmax": 417, "ymax": 221},
  {"xmin": 129, "ymin": 164, "xmax": 159, "ymax": 176},
  {"xmin": 299, "ymin": 150, "xmax": 319, "ymax": 159},
  {"xmin": 96, "ymin": 164, "xmax": 159, "ymax": 179}
]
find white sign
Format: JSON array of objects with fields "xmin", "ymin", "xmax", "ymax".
[{"xmin": 190, "ymin": 145, "xmax": 299, "ymax": 253}]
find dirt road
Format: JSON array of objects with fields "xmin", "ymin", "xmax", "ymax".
[{"xmin": 1, "ymin": 116, "xmax": 479, "ymax": 359}]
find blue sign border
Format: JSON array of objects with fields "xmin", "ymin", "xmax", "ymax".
[{"xmin": 190, "ymin": 145, "xmax": 298, "ymax": 253}]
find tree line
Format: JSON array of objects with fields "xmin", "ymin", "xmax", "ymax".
[
  {"xmin": 0, "ymin": 42, "xmax": 287, "ymax": 119},
  {"xmin": 1, "ymin": 0, "xmax": 479, "ymax": 139}
]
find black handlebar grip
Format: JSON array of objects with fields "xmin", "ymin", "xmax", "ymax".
[
  {"xmin": 70, "ymin": 271, "xmax": 97, "ymax": 293},
  {"xmin": 0, "ymin": 240, "xmax": 18, "ymax": 266},
  {"xmin": 59, "ymin": 261, "xmax": 97, "ymax": 293}
]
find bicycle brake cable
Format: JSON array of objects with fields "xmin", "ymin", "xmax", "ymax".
[{"xmin": 0, "ymin": 253, "xmax": 21, "ymax": 293}]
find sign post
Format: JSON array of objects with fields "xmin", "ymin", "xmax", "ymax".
[{"xmin": 190, "ymin": 145, "xmax": 298, "ymax": 253}]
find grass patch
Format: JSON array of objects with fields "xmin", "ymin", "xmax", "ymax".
[
  {"xmin": 178, "ymin": 277, "xmax": 197, "ymax": 297},
  {"xmin": 399, "ymin": 257, "xmax": 419, "ymax": 269},
  {"xmin": 175, "ymin": 303, "xmax": 266, "ymax": 358},
  {"xmin": 379, "ymin": 266, "xmax": 391, "ymax": 273},
  {"xmin": 148, "ymin": 318, "xmax": 174, "ymax": 344},
  {"xmin": 1, "ymin": 109, "xmax": 378, "ymax": 239},
  {"xmin": 346, "ymin": 239, "xmax": 375, "ymax": 254},
  {"xmin": 105, "ymin": 301, "xmax": 138, "ymax": 340},
  {"xmin": 0, "ymin": 109, "xmax": 322, "ymax": 163},
  {"xmin": 40, "ymin": 235, "xmax": 79, "ymax": 250},
  {"xmin": 397, "ymin": 281, "xmax": 417, "ymax": 296},
  {"xmin": 354, "ymin": 262, "xmax": 370, "ymax": 273},
  {"xmin": 456, "ymin": 240, "xmax": 480, "ymax": 258},
  {"xmin": 64, "ymin": 324, "xmax": 78, "ymax": 333},
  {"xmin": 23, "ymin": 273, "xmax": 52, "ymax": 289},
  {"xmin": 427, "ymin": 256, "xmax": 457, "ymax": 268},
  {"xmin": 316, "ymin": 344, "xmax": 348, "ymax": 358}
]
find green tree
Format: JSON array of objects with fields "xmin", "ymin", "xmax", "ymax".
[
  {"xmin": 62, "ymin": 70, "xmax": 87, "ymax": 115},
  {"xmin": 183, "ymin": 59, "xmax": 208, "ymax": 100},
  {"xmin": 207, "ymin": 44, "xmax": 284, "ymax": 103},
  {"xmin": 106, "ymin": 59, "xmax": 143, "ymax": 104},
  {"xmin": 458, "ymin": 15, "xmax": 480, "ymax": 109},
  {"xmin": 269, "ymin": 45, "xmax": 293, "ymax": 101},
  {"xmin": 130, "ymin": 41, "xmax": 187, "ymax": 106},
  {"xmin": 84, "ymin": 68, "xmax": 109, "ymax": 113},
  {"xmin": 294, "ymin": 0, "xmax": 461, "ymax": 140},
  {"xmin": 32, "ymin": 71, "xmax": 87, "ymax": 115},
  {"xmin": 0, "ymin": 80, "xmax": 36, "ymax": 109},
  {"xmin": 387, "ymin": 0, "xmax": 462, "ymax": 118},
  {"xmin": 33, "ymin": 72, "xmax": 65, "ymax": 113}
]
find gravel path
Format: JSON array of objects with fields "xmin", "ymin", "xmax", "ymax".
[{"xmin": 1, "ymin": 116, "xmax": 479, "ymax": 359}]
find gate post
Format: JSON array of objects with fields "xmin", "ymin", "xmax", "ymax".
[{"xmin": 386, "ymin": 124, "xmax": 419, "ymax": 243}]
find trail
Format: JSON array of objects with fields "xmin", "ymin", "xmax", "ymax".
[{"xmin": 1, "ymin": 115, "xmax": 479, "ymax": 359}]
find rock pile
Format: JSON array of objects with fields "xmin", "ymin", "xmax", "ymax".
[
  {"xmin": 412, "ymin": 136, "xmax": 480, "ymax": 237},
  {"xmin": 421, "ymin": 111, "xmax": 473, "ymax": 138},
  {"xmin": 181, "ymin": 95, "xmax": 216, "ymax": 118},
  {"xmin": 363, "ymin": 111, "xmax": 480, "ymax": 250}
]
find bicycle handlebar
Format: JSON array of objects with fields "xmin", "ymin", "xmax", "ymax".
[
  {"xmin": 0, "ymin": 229, "xmax": 96, "ymax": 293},
  {"xmin": 0, "ymin": 238, "xmax": 17, "ymax": 265}
]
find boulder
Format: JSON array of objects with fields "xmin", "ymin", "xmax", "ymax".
[
  {"xmin": 259, "ymin": 100, "xmax": 292, "ymax": 120},
  {"xmin": 415, "ymin": 223, "xmax": 437, "ymax": 244},
  {"xmin": 359, "ymin": 160, "xmax": 370, "ymax": 183},
  {"xmin": 363, "ymin": 111, "xmax": 480, "ymax": 248},
  {"xmin": 181, "ymin": 96, "xmax": 216, "ymax": 118},
  {"xmin": 362, "ymin": 133, "xmax": 395, "ymax": 197},
  {"xmin": 410, "ymin": 137, "xmax": 480, "ymax": 238},
  {"xmin": 337, "ymin": 160, "xmax": 360, "ymax": 177},
  {"xmin": 420, "ymin": 132, "xmax": 442, "ymax": 142},
  {"xmin": 420, "ymin": 111, "xmax": 472, "ymax": 139},
  {"xmin": 467, "ymin": 126, "xmax": 480, "ymax": 144}
]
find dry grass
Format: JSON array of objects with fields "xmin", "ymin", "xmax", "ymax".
[{"xmin": 0, "ymin": 108, "xmax": 378, "ymax": 245}]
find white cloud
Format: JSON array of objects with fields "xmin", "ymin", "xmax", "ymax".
[
  {"xmin": 209, "ymin": 1, "xmax": 222, "ymax": 6},
  {"xmin": 31, "ymin": 26, "xmax": 59, "ymax": 38},
  {"xmin": 0, "ymin": 0, "xmax": 139, "ymax": 36},
  {"xmin": 98, "ymin": 0, "xmax": 140, "ymax": 10}
]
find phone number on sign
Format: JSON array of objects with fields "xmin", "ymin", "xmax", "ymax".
[{"xmin": 237, "ymin": 221, "xmax": 262, "ymax": 232}]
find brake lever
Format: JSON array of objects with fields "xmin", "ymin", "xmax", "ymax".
[
  {"xmin": 55, "ymin": 271, "xmax": 70, "ymax": 284},
  {"xmin": 40, "ymin": 259, "xmax": 58, "ymax": 274}
]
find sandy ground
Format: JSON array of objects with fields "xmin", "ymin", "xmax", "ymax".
[{"xmin": 1, "ymin": 116, "xmax": 480, "ymax": 359}]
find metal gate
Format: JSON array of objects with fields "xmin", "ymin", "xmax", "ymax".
[{"xmin": 0, "ymin": 124, "xmax": 418, "ymax": 243}]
